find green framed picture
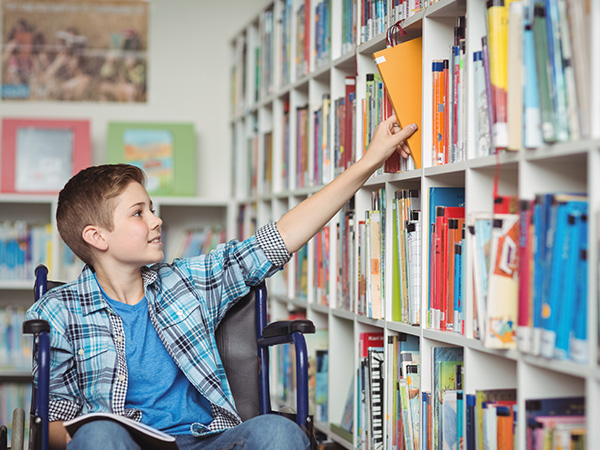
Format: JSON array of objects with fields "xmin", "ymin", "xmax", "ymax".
[{"xmin": 107, "ymin": 122, "xmax": 196, "ymax": 196}]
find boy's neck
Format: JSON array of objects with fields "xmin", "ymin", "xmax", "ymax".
[{"xmin": 93, "ymin": 265, "xmax": 145, "ymax": 305}]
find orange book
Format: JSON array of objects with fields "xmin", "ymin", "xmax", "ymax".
[
  {"xmin": 438, "ymin": 61, "xmax": 446, "ymax": 165},
  {"xmin": 373, "ymin": 37, "xmax": 423, "ymax": 169}
]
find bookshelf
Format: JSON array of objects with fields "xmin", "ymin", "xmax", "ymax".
[{"xmin": 230, "ymin": 0, "xmax": 600, "ymax": 448}]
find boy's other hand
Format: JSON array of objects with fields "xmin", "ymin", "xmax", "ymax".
[{"xmin": 364, "ymin": 115, "xmax": 417, "ymax": 166}]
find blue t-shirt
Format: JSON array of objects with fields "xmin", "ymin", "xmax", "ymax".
[{"xmin": 98, "ymin": 278, "xmax": 213, "ymax": 435}]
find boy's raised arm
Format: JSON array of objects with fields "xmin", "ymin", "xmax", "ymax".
[{"xmin": 276, "ymin": 116, "xmax": 417, "ymax": 254}]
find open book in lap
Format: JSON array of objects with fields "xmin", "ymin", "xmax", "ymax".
[{"xmin": 64, "ymin": 412, "xmax": 178, "ymax": 450}]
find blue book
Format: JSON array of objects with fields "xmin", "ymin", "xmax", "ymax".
[
  {"xmin": 570, "ymin": 213, "xmax": 588, "ymax": 364},
  {"xmin": 544, "ymin": 0, "xmax": 570, "ymax": 141},
  {"xmin": 532, "ymin": 194, "xmax": 550, "ymax": 355},
  {"xmin": 532, "ymin": 2, "xmax": 556, "ymax": 143},
  {"xmin": 540, "ymin": 198, "xmax": 587, "ymax": 358},
  {"xmin": 432, "ymin": 346, "xmax": 463, "ymax": 450},
  {"xmin": 522, "ymin": 0, "xmax": 543, "ymax": 148},
  {"xmin": 457, "ymin": 391, "xmax": 464, "ymax": 447},
  {"xmin": 466, "ymin": 394, "xmax": 476, "ymax": 450},
  {"xmin": 454, "ymin": 242, "xmax": 462, "ymax": 334},
  {"xmin": 554, "ymin": 205, "xmax": 586, "ymax": 360}
]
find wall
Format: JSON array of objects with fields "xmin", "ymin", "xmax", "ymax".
[{"xmin": 0, "ymin": 0, "xmax": 271, "ymax": 199}]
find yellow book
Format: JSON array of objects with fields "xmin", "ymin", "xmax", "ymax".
[{"xmin": 373, "ymin": 37, "xmax": 423, "ymax": 169}]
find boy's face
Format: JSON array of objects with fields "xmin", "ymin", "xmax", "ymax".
[{"xmin": 103, "ymin": 181, "xmax": 163, "ymax": 267}]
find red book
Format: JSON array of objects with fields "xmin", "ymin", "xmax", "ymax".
[
  {"xmin": 517, "ymin": 199, "xmax": 534, "ymax": 353},
  {"xmin": 446, "ymin": 217, "xmax": 464, "ymax": 331},
  {"xmin": 435, "ymin": 206, "xmax": 465, "ymax": 330},
  {"xmin": 359, "ymin": 331, "xmax": 384, "ymax": 358},
  {"xmin": 443, "ymin": 59, "xmax": 450, "ymax": 164}
]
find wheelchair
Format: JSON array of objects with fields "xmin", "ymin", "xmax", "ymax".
[{"xmin": 1, "ymin": 265, "xmax": 318, "ymax": 450}]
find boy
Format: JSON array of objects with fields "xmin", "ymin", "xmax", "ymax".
[{"xmin": 27, "ymin": 116, "xmax": 417, "ymax": 450}]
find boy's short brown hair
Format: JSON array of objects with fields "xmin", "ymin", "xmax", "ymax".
[{"xmin": 57, "ymin": 164, "xmax": 146, "ymax": 266}]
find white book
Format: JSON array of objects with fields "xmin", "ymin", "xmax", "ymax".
[{"xmin": 64, "ymin": 413, "xmax": 177, "ymax": 450}]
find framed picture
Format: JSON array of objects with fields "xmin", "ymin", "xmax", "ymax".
[
  {"xmin": 1, "ymin": 118, "xmax": 91, "ymax": 194},
  {"xmin": 106, "ymin": 122, "xmax": 196, "ymax": 196},
  {"xmin": 1, "ymin": 0, "xmax": 149, "ymax": 102}
]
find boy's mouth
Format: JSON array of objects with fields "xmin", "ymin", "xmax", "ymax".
[{"xmin": 149, "ymin": 236, "xmax": 161, "ymax": 244}]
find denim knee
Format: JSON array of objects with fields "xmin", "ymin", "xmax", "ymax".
[
  {"xmin": 67, "ymin": 419, "xmax": 141, "ymax": 450},
  {"xmin": 245, "ymin": 415, "xmax": 310, "ymax": 450}
]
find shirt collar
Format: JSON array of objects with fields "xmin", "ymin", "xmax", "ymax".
[{"xmin": 76, "ymin": 264, "xmax": 159, "ymax": 315}]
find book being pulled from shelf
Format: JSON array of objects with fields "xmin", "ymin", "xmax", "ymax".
[{"xmin": 63, "ymin": 413, "xmax": 177, "ymax": 450}]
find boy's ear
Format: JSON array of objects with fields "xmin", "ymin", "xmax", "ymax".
[{"xmin": 82, "ymin": 225, "xmax": 108, "ymax": 251}]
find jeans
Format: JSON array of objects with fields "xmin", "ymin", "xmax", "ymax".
[{"xmin": 67, "ymin": 415, "xmax": 310, "ymax": 450}]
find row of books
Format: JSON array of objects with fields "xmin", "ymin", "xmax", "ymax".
[
  {"xmin": 357, "ymin": 189, "xmax": 386, "ymax": 319},
  {"xmin": 467, "ymin": 192, "xmax": 588, "ymax": 365},
  {"xmin": 168, "ymin": 225, "xmax": 227, "ymax": 260},
  {"xmin": 478, "ymin": 0, "xmax": 590, "ymax": 154},
  {"xmin": 358, "ymin": 337, "xmax": 586, "ymax": 450},
  {"xmin": 272, "ymin": 79, "xmax": 357, "ymax": 192},
  {"xmin": 334, "ymin": 77, "xmax": 357, "ymax": 178},
  {"xmin": 0, "ymin": 220, "xmax": 52, "ymax": 281},
  {"xmin": 0, "ymin": 307, "xmax": 32, "ymax": 370},
  {"xmin": 360, "ymin": 0, "xmax": 389, "ymax": 44},
  {"xmin": 295, "ymin": 243, "xmax": 309, "ymax": 299},
  {"xmin": 313, "ymin": 226, "xmax": 330, "ymax": 306},
  {"xmin": 0, "ymin": 383, "xmax": 32, "ymax": 444},
  {"xmin": 313, "ymin": 94, "xmax": 332, "ymax": 187},
  {"xmin": 274, "ymin": 327, "xmax": 329, "ymax": 421},
  {"xmin": 427, "ymin": 187, "xmax": 465, "ymax": 332},
  {"xmin": 431, "ymin": 18, "xmax": 467, "ymax": 166},
  {"xmin": 391, "ymin": 189, "xmax": 422, "ymax": 325},
  {"xmin": 517, "ymin": 193, "xmax": 588, "ymax": 363},
  {"xmin": 357, "ymin": 331, "xmax": 386, "ymax": 449},
  {"xmin": 336, "ymin": 200, "xmax": 356, "ymax": 312},
  {"xmin": 341, "ymin": 0, "xmax": 358, "ymax": 55},
  {"xmin": 258, "ymin": 7, "xmax": 275, "ymax": 100},
  {"xmin": 314, "ymin": 0, "xmax": 332, "ymax": 70},
  {"xmin": 295, "ymin": 0, "xmax": 311, "ymax": 78}
]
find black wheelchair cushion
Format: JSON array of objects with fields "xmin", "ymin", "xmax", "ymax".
[{"xmin": 215, "ymin": 291, "xmax": 260, "ymax": 421}]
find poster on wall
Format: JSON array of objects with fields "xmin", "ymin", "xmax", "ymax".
[{"xmin": 1, "ymin": 0, "xmax": 148, "ymax": 102}]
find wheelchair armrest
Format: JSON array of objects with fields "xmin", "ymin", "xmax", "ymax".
[
  {"xmin": 262, "ymin": 319, "xmax": 315, "ymax": 338},
  {"xmin": 23, "ymin": 319, "xmax": 50, "ymax": 335}
]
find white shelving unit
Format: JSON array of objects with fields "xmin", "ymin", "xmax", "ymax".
[{"xmin": 230, "ymin": 0, "xmax": 600, "ymax": 448}]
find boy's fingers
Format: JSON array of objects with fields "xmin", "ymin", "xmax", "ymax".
[{"xmin": 393, "ymin": 123, "xmax": 418, "ymax": 143}]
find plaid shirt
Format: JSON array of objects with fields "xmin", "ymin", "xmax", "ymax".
[{"xmin": 26, "ymin": 222, "xmax": 291, "ymax": 436}]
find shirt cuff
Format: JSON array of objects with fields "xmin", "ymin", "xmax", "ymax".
[{"xmin": 254, "ymin": 222, "xmax": 292, "ymax": 268}]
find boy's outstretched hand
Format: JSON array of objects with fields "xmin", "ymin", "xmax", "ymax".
[
  {"xmin": 361, "ymin": 115, "xmax": 417, "ymax": 168},
  {"xmin": 276, "ymin": 116, "xmax": 417, "ymax": 254}
]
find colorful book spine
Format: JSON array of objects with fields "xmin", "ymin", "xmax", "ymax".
[{"xmin": 486, "ymin": 0, "xmax": 509, "ymax": 150}]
